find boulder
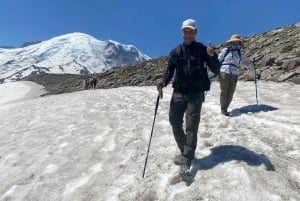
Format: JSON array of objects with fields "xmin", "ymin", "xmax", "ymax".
[
  {"xmin": 260, "ymin": 68, "xmax": 273, "ymax": 80},
  {"xmin": 242, "ymin": 70, "xmax": 255, "ymax": 81},
  {"xmin": 277, "ymin": 69, "xmax": 300, "ymax": 82},
  {"xmin": 281, "ymin": 58, "xmax": 300, "ymax": 70}
]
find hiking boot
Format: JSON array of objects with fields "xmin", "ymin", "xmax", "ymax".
[
  {"xmin": 221, "ymin": 109, "xmax": 229, "ymax": 116},
  {"xmin": 174, "ymin": 154, "xmax": 191, "ymax": 167}
]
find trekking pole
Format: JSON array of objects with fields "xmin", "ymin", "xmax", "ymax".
[
  {"xmin": 142, "ymin": 91, "xmax": 163, "ymax": 178},
  {"xmin": 253, "ymin": 59, "xmax": 259, "ymax": 106}
]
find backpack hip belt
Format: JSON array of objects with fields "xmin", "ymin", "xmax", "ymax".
[{"xmin": 221, "ymin": 63, "xmax": 239, "ymax": 68}]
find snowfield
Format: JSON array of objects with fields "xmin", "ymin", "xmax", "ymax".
[{"xmin": 0, "ymin": 81, "xmax": 299, "ymax": 201}]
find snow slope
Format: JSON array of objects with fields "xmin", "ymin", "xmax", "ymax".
[
  {"xmin": 0, "ymin": 81, "xmax": 299, "ymax": 201},
  {"xmin": 0, "ymin": 81, "xmax": 47, "ymax": 105},
  {"xmin": 0, "ymin": 33, "xmax": 150, "ymax": 83}
]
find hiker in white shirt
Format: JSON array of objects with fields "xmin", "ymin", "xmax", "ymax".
[{"xmin": 218, "ymin": 34, "xmax": 253, "ymax": 116}]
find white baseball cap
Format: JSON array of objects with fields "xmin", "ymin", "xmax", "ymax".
[{"xmin": 181, "ymin": 19, "xmax": 197, "ymax": 30}]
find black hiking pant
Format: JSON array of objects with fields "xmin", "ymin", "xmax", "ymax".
[{"xmin": 169, "ymin": 91, "xmax": 204, "ymax": 159}]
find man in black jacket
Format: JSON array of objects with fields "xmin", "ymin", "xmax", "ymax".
[{"xmin": 157, "ymin": 19, "xmax": 220, "ymax": 171}]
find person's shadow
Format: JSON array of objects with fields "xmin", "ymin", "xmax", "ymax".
[
  {"xmin": 230, "ymin": 104, "xmax": 278, "ymax": 117},
  {"xmin": 183, "ymin": 145, "xmax": 275, "ymax": 186}
]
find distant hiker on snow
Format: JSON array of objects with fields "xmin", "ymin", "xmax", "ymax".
[
  {"xmin": 92, "ymin": 74, "xmax": 97, "ymax": 89},
  {"xmin": 86, "ymin": 74, "xmax": 97, "ymax": 90},
  {"xmin": 84, "ymin": 77, "xmax": 89, "ymax": 90},
  {"xmin": 157, "ymin": 19, "xmax": 220, "ymax": 172},
  {"xmin": 218, "ymin": 34, "xmax": 254, "ymax": 116}
]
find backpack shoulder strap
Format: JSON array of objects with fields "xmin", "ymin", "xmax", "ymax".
[
  {"xmin": 175, "ymin": 44, "xmax": 188, "ymax": 58},
  {"xmin": 220, "ymin": 47, "xmax": 230, "ymax": 65},
  {"xmin": 237, "ymin": 49, "xmax": 241, "ymax": 63}
]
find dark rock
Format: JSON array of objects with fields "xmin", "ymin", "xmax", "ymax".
[{"xmin": 261, "ymin": 56, "xmax": 276, "ymax": 66}]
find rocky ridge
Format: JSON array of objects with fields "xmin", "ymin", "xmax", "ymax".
[{"xmin": 25, "ymin": 23, "xmax": 300, "ymax": 95}]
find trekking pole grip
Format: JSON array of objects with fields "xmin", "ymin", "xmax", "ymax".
[{"xmin": 159, "ymin": 90, "xmax": 163, "ymax": 99}]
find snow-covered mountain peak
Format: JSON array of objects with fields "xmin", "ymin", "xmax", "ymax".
[{"xmin": 0, "ymin": 32, "xmax": 150, "ymax": 83}]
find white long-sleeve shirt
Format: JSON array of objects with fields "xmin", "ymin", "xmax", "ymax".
[{"xmin": 218, "ymin": 47, "xmax": 253, "ymax": 75}]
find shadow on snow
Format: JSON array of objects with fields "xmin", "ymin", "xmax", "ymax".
[
  {"xmin": 230, "ymin": 104, "xmax": 278, "ymax": 117},
  {"xmin": 184, "ymin": 145, "xmax": 275, "ymax": 186}
]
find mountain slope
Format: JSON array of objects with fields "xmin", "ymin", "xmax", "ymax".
[{"xmin": 0, "ymin": 32, "xmax": 150, "ymax": 83}]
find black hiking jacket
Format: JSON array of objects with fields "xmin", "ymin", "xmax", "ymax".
[{"xmin": 163, "ymin": 41, "xmax": 220, "ymax": 93}]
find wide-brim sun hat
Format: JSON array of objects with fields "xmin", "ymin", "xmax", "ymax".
[
  {"xmin": 181, "ymin": 19, "xmax": 197, "ymax": 30},
  {"xmin": 226, "ymin": 34, "xmax": 242, "ymax": 43}
]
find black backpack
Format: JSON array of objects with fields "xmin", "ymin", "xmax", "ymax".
[{"xmin": 175, "ymin": 43, "xmax": 211, "ymax": 91}]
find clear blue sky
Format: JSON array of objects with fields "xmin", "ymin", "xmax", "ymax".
[{"xmin": 0, "ymin": 0, "xmax": 299, "ymax": 58}]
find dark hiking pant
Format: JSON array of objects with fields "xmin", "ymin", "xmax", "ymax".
[
  {"xmin": 169, "ymin": 91, "xmax": 204, "ymax": 159},
  {"xmin": 219, "ymin": 72, "xmax": 238, "ymax": 112}
]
